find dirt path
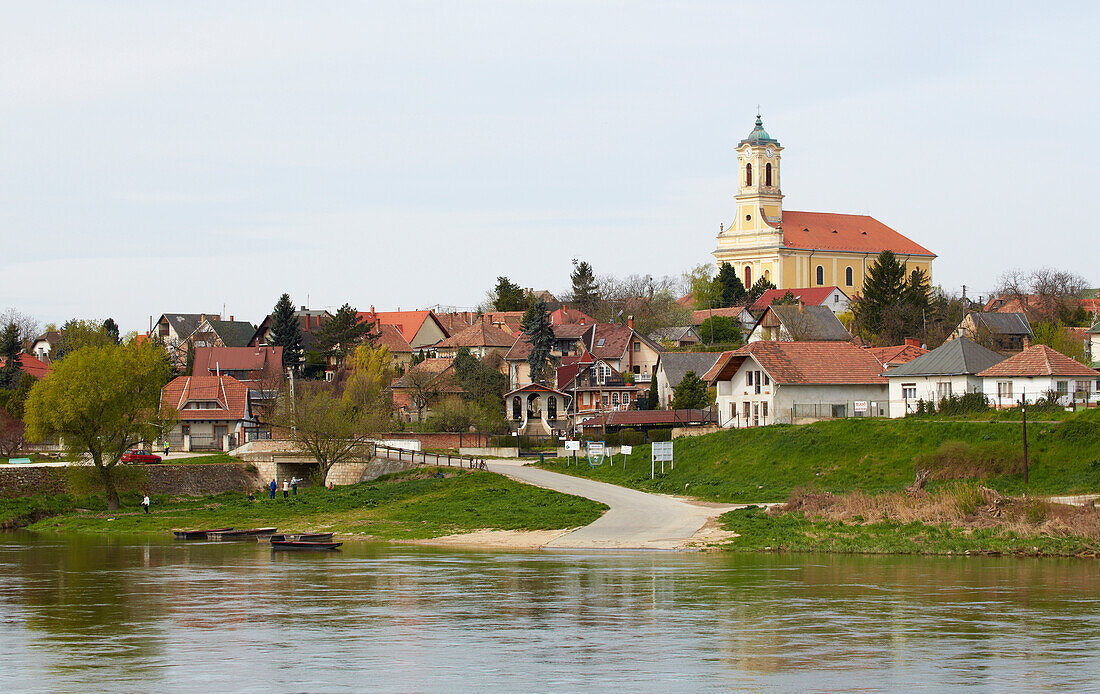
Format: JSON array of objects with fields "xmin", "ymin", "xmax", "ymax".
[{"xmin": 486, "ymin": 459, "xmax": 745, "ymax": 550}]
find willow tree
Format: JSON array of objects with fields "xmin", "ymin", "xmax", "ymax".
[{"xmin": 24, "ymin": 341, "xmax": 174, "ymax": 510}]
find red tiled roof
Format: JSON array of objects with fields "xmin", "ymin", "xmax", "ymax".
[
  {"xmin": 391, "ymin": 357, "xmax": 463, "ymax": 393},
  {"xmin": 193, "ymin": 346, "xmax": 282, "ymax": 374},
  {"xmin": 776, "ymin": 211, "xmax": 935, "ymax": 257},
  {"xmin": 160, "ymin": 375, "xmax": 250, "ymax": 421},
  {"xmin": 549, "ymin": 308, "xmax": 594, "ymax": 325},
  {"xmin": 436, "ymin": 319, "xmax": 516, "ymax": 349},
  {"xmin": 691, "ymin": 307, "xmax": 749, "ymax": 326},
  {"xmin": 868, "ymin": 343, "xmax": 928, "ymax": 367},
  {"xmin": 588, "ymin": 324, "xmax": 634, "ymax": 359},
  {"xmin": 357, "ymin": 310, "xmax": 445, "ymax": 344},
  {"xmin": 373, "ymin": 323, "xmax": 413, "ymax": 354},
  {"xmin": 977, "ymin": 345, "xmax": 1099, "ymax": 378},
  {"xmin": 0, "ymin": 354, "xmax": 50, "ymax": 379},
  {"xmin": 579, "ymin": 409, "xmax": 716, "ymax": 427},
  {"xmin": 675, "ymin": 293, "xmax": 695, "ymax": 308},
  {"xmin": 750, "ymin": 287, "xmax": 843, "ymax": 312},
  {"xmin": 703, "ymin": 341, "xmax": 887, "ymax": 385}
]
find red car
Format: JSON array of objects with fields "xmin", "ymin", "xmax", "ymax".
[{"xmin": 121, "ymin": 449, "xmax": 162, "ymax": 464}]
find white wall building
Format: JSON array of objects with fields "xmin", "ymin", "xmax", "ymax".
[
  {"xmin": 881, "ymin": 337, "xmax": 1005, "ymax": 418},
  {"xmin": 977, "ymin": 344, "xmax": 1100, "ymax": 406}
]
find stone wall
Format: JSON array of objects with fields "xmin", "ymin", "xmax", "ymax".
[
  {"xmin": 672, "ymin": 425, "xmax": 721, "ymax": 439},
  {"xmin": 0, "ymin": 463, "xmax": 264, "ymax": 498},
  {"xmin": 0, "ymin": 466, "xmax": 67, "ymax": 498}
]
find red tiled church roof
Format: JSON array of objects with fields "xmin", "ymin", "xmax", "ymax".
[{"xmin": 776, "ymin": 211, "xmax": 935, "ymax": 257}]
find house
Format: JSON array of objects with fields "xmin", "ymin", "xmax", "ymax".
[
  {"xmin": 952, "ymin": 312, "xmax": 1033, "ymax": 352},
  {"xmin": 154, "ymin": 313, "xmax": 215, "ymax": 345},
  {"xmin": 747, "ymin": 304, "xmax": 851, "ymax": 343},
  {"xmin": 505, "ymin": 383, "xmax": 570, "ymax": 435},
  {"xmin": 868, "ymin": 339, "xmax": 928, "ymax": 369},
  {"xmin": 357, "ymin": 308, "xmax": 449, "ymax": 351},
  {"xmin": 549, "ymin": 307, "xmax": 595, "ymax": 325},
  {"xmin": 434, "ymin": 318, "xmax": 517, "ymax": 360},
  {"xmin": 30, "ymin": 330, "xmax": 62, "ymax": 363},
  {"xmin": 649, "ymin": 326, "xmax": 703, "ymax": 348},
  {"xmin": 704, "ymin": 341, "xmax": 889, "ymax": 427},
  {"xmin": 1088, "ymin": 319, "xmax": 1100, "ymax": 368},
  {"xmin": 481, "ymin": 311, "xmax": 526, "ymax": 333},
  {"xmin": 713, "ymin": 115, "xmax": 935, "ymax": 292},
  {"xmin": 0, "ymin": 353, "xmax": 50, "ymax": 380},
  {"xmin": 504, "ymin": 324, "xmax": 591, "ymax": 390},
  {"xmin": 188, "ymin": 316, "xmax": 257, "ymax": 350},
  {"xmin": 978, "ymin": 345, "xmax": 1099, "ymax": 407},
  {"xmin": 192, "ymin": 346, "xmax": 283, "ymax": 396},
  {"xmin": 249, "ymin": 308, "xmax": 333, "ymax": 351},
  {"xmin": 587, "ymin": 321, "xmax": 664, "ymax": 384},
  {"xmin": 390, "ymin": 357, "xmax": 463, "ymax": 422},
  {"xmin": 750, "ymin": 286, "xmax": 850, "ymax": 315},
  {"xmin": 160, "ymin": 375, "xmax": 255, "ymax": 451},
  {"xmin": 655, "ymin": 352, "xmax": 722, "ymax": 409},
  {"xmin": 370, "ymin": 323, "xmax": 415, "ymax": 370},
  {"xmin": 556, "ymin": 355, "xmax": 646, "ymax": 431},
  {"xmin": 690, "ymin": 307, "xmax": 755, "ymax": 333},
  {"xmin": 881, "ymin": 337, "xmax": 1006, "ymax": 417}
]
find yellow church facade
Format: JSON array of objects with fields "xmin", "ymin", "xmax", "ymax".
[{"xmin": 713, "ymin": 116, "xmax": 934, "ymax": 294}]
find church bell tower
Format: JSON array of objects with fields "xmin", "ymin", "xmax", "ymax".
[{"xmin": 734, "ymin": 114, "xmax": 783, "ymax": 231}]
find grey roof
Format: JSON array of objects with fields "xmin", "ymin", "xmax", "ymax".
[
  {"xmin": 770, "ymin": 305, "xmax": 851, "ymax": 341},
  {"xmin": 160, "ymin": 313, "xmax": 210, "ymax": 337},
  {"xmin": 649, "ymin": 326, "xmax": 699, "ymax": 343},
  {"xmin": 209, "ymin": 320, "xmax": 257, "ymax": 348},
  {"xmin": 1088, "ymin": 320, "xmax": 1100, "ymax": 335},
  {"xmin": 882, "ymin": 336, "xmax": 1006, "ymax": 378},
  {"xmin": 971, "ymin": 311, "xmax": 1033, "ymax": 336},
  {"xmin": 658, "ymin": 352, "xmax": 722, "ymax": 388}
]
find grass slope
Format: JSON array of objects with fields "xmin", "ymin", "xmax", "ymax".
[
  {"xmin": 9, "ymin": 468, "xmax": 607, "ymax": 540},
  {"xmin": 537, "ymin": 409, "xmax": 1100, "ymax": 502}
]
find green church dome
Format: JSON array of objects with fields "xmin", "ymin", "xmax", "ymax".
[{"xmin": 741, "ymin": 114, "xmax": 777, "ymax": 145}]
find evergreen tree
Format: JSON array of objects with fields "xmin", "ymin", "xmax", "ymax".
[
  {"xmin": 647, "ymin": 374, "xmax": 659, "ymax": 410},
  {"xmin": 747, "ymin": 277, "xmax": 776, "ymax": 303},
  {"xmin": 452, "ymin": 347, "xmax": 508, "ymax": 406},
  {"xmin": 569, "ymin": 260, "xmax": 600, "ymax": 316},
  {"xmin": 671, "ymin": 371, "xmax": 709, "ymax": 410},
  {"xmin": 492, "ymin": 276, "xmax": 528, "ymax": 312},
  {"xmin": 903, "ymin": 268, "xmax": 932, "ymax": 309},
  {"xmin": 270, "ymin": 293, "xmax": 303, "ymax": 371},
  {"xmin": 315, "ymin": 303, "xmax": 373, "ymax": 367},
  {"xmin": 520, "ymin": 300, "xmax": 555, "ymax": 383},
  {"xmin": 852, "ymin": 251, "xmax": 908, "ymax": 338},
  {"xmin": 716, "ymin": 263, "xmax": 748, "ymax": 307},
  {"xmin": 0, "ymin": 323, "xmax": 21, "ymax": 389},
  {"xmin": 102, "ymin": 318, "xmax": 121, "ymax": 345},
  {"xmin": 772, "ymin": 290, "xmax": 799, "ymax": 305}
]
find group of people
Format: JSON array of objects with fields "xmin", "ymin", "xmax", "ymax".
[{"xmin": 266, "ymin": 477, "xmax": 301, "ymax": 499}]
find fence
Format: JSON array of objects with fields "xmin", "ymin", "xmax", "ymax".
[
  {"xmin": 372, "ymin": 443, "xmax": 487, "ymax": 469},
  {"xmin": 578, "ymin": 429, "xmax": 672, "ymax": 447},
  {"xmin": 791, "ymin": 401, "xmax": 888, "ymax": 422},
  {"xmin": 189, "ymin": 434, "xmax": 221, "ymax": 451}
]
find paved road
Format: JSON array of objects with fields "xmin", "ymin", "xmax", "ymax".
[{"xmin": 486, "ymin": 459, "xmax": 739, "ymax": 550}]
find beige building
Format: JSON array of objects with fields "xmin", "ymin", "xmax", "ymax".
[{"xmin": 712, "ymin": 115, "xmax": 935, "ymax": 294}]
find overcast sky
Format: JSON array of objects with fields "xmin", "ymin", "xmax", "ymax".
[{"xmin": 2, "ymin": 1, "xmax": 1097, "ymax": 333}]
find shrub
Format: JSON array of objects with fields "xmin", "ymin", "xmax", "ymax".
[
  {"xmin": 951, "ymin": 482, "xmax": 984, "ymax": 516},
  {"xmin": 936, "ymin": 392, "xmax": 990, "ymax": 416},
  {"xmin": 1021, "ymin": 496, "xmax": 1049, "ymax": 524},
  {"xmin": 1055, "ymin": 417, "xmax": 1100, "ymax": 444},
  {"xmin": 914, "ymin": 441, "xmax": 1024, "ymax": 479}
]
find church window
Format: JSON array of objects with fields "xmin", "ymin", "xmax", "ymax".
[
  {"xmin": 816, "ymin": 265, "xmax": 824, "ymax": 285},
  {"xmin": 765, "ymin": 163, "xmax": 772, "ymax": 186},
  {"xmin": 744, "ymin": 266, "xmax": 752, "ymax": 287},
  {"xmin": 745, "ymin": 214, "xmax": 751, "ymax": 221},
  {"xmin": 745, "ymin": 163, "xmax": 752, "ymax": 186},
  {"xmin": 845, "ymin": 267, "xmax": 853, "ymax": 286}
]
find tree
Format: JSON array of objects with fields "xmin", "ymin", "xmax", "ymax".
[
  {"xmin": 315, "ymin": 303, "xmax": 372, "ymax": 368},
  {"xmin": 275, "ymin": 383, "xmax": 380, "ymax": 483},
  {"xmin": 772, "ymin": 290, "xmax": 799, "ymax": 306},
  {"xmin": 850, "ymin": 251, "xmax": 932, "ymax": 345},
  {"xmin": 492, "ymin": 276, "xmax": 528, "ymax": 312},
  {"xmin": 747, "ymin": 277, "xmax": 777, "ymax": 303},
  {"xmin": 0, "ymin": 322, "xmax": 21, "ymax": 389},
  {"xmin": 716, "ymin": 263, "xmax": 747, "ymax": 307},
  {"xmin": 647, "ymin": 375, "xmax": 659, "ymax": 410},
  {"xmin": 0, "ymin": 308, "xmax": 40, "ymax": 345},
  {"xmin": 685, "ymin": 264, "xmax": 722, "ymax": 311},
  {"xmin": 270, "ymin": 293, "xmax": 303, "ymax": 371},
  {"xmin": 995, "ymin": 267, "xmax": 1090, "ymax": 325},
  {"xmin": 24, "ymin": 342, "xmax": 173, "ymax": 510},
  {"xmin": 1032, "ymin": 321, "xmax": 1088, "ymax": 364},
  {"xmin": 0, "ymin": 372, "xmax": 33, "ymax": 457},
  {"xmin": 698, "ymin": 315, "xmax": 743, "ymax": 345},
  {"xmin": 452, "ymin": 347, "xmax": 508, "ymax": 408},
  {"xmin": 569, "ymin": 260, "xmax": 600, "ymax": 316},
  {"xmin": 102, "ymin": 318, "xmax": 121, "ymax": 345},
  {"xmin": 342, "ymin": 343, "xmax": 395, "ymax": 414},
  {"xmin": 52, "ymin": 319, "xmax": 116, "ymax": 361},
  {"xmin": 404, "ymin": 368, "xmax": 442, "ymax": 423},
  {"xmin": 671, "ymin": 371, "xmax": 710, "ymax": 410},
  {"xmin": 521, "ymin": 300, "xmax": 555, "ymax": 383}
]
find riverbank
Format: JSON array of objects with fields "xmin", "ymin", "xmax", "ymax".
[
  {"xmin": 3, "ymin": 468, "xmax": 607, "ymax": 541},
  {"xmin": 717, "ymin": 486, "xmax": 1100, "ymax": 557}
]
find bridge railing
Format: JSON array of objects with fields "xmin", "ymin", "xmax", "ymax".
[{"xmin": 371, "ymin": 443, "xmax": 486, "ymax": 470}]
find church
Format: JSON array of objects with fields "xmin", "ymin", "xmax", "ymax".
[{"xmin": 712, "ymin": 115, "xmax": 935, "ymax": 294}]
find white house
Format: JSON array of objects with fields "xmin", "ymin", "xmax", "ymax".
[
  {"xmin": 977, "ymin": 344, "xmax": 1099, "ymax": 406},
  {"xmin": 703, "ymin": 341, "xmax": 888, "ymax": 427},
  {"xmin": 655, "ymin": 352, "xmax": 722, "ymax": 409},
  {"xmin": 1088, "ymin": 319, "xmax": 1100, "ymax": 368},
  {"xmin": 881, "ymin": 337, "xmax": 1006, "ymax": 418},
  {"xmin": 750, "ymin": 286, "xmax": 851, "ymax": 315},
  {"xmin": 747, "ymin": 304, "xmax": 851, "ymax": 343}
]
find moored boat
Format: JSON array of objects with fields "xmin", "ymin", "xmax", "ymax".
[
  {"xmin": 207, "ymin": 528, "xmax": 278, "ymax": 540},
  {"xmin": 173, "ymin": 528, "xmax": 232, "ymax": 540},
  {"xmin": 267, "ymin": 533, "xmax": 335, "ymax": 543},
  {"xmin": 271, "ymin": 540, "xmax": 343, "ymax": 551}
]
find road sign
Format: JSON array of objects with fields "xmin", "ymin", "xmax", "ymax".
[
  {"xmin": 651, "ymin": 441, "xmax": 673, "ymax": 478},
  {"xmin": 620, "ymin": 445, "xmax": 632, "ymax": 455},
  {"xmin": 587, "ymin": 441, "xmax": 606, "ymax": 466},
  {"xmin": 564, "ymin": 440, "xmax": 581, "ymax": 451}
]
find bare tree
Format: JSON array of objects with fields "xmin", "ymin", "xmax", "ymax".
[
  {"xmin": 994, "ymin": 267, "xmax": 1089, "ymax": 324},
  {"xmin": 404, "ymin": 368, "xmax": 443, "ymax": 423},
  {"xmin": 0, "ymin": 308, "xmax": 40, "ymax": 345},
  {"xmin": 274, "ymin": 383, "xmax": 380, "ymax": 482}
]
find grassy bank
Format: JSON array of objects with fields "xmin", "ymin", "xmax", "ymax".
[
  {"xmin": 536, "ymin": 409, "xmax": 1100, "ymax": 503},
  {"xmin": 718, "ymin": 484, "xmax": 1100, "ymax": 557},
  {"xmin": 5, "ymin": 468, "xmax": 607, "ymax": 540}
]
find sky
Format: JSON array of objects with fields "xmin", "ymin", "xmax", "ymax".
[{"xmin": 2, "ymin": 1, "xmax": 1097, "ymax": 333}]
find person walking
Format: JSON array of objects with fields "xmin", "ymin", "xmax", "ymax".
[
  {"xmin": 141, "ymin": 493, "xmax": 150, "ymax": 514},
  {"xmin": 291, "ymin": 476, "xmax": 298, "ymax": 496},
  {"xmin": 163, "ymin": 440, "xmax": 170, "ymax": 458},
  {"xmin": 282, "ymin": 479, "xmax": 290, "ymax": 499},
  {"xmin": 269, "ymin": 478, "xmax": 277, "ymax": 500}
]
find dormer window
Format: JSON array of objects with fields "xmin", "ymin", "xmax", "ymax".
[{"xmin": 745, "ymin": 163, "xmax": 752, "ymax": 186}]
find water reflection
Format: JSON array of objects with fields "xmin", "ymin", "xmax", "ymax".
[{"xmin": 1, "ymin": 533, "xmax": 1098, "ymax": 691}]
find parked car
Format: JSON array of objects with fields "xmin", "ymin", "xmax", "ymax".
[{"xmin": 121, "ymin": 449, "xmax": 162, "ymax": 464}]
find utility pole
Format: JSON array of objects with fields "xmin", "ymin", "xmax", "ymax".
[{"xmin": 1021, "ymin": 395, "xmax": 1028, "ymax": 485}]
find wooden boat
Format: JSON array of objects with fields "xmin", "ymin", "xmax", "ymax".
[
  {"xmin": 271, "ymin": 540, "xmax": 343, "ymax": 551},
  {"xmin": 206, "ymin": 527, "xmax": 278, "ymax": 540},
  {"xmin": 173, "ymin": 528, "xmax": 232, "ymax": 540},
  {"xmin": 267, "ymin": 533, "xmax": 334, "ymax": 543}
]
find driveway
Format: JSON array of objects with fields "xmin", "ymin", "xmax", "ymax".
[{"xmin": 486, "ymin": 459, "xmax": 741, "ymax": 550}]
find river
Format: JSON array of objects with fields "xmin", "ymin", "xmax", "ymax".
[{"xmin": 1, "ymin": 534, "xmax": 1098, "ymax": 692}]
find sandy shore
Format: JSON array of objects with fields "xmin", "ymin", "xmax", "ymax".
[{"xmin": 407, "ymin": 528, "xmax": 574, "ymax": 549}]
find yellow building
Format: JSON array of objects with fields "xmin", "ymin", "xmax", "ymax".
[{"xmin": 713, "ymin": 115, "xmax": 935, "ymax": 294}]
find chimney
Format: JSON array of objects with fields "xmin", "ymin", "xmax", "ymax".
[
  {"xmin": 1023, "ymin": 336, "xmax": 1032, "ymax": 349},
  {"xmin": 797, "ymin": 300, "xmax": 804, "ymax": 311},
  {"xmin": 300, "ymin": 305, "xmax": 306, "ymax": 311},
  {"xmin": 627, "ymin": 315, "xmax": 634, "ymax": 329},
  {"xmin": 905, "ymin": 337, "xmax": 921, "ymax": 348},
  {"xmin": 229, "ymin": 315, "xmax": 234, "ymax": 322}
]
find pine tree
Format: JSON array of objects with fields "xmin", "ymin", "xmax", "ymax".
[
  {"xmin": 270, "ymin": 293, "xmax": 303, "ymax": 371},
  {"xmin": 747, "ymin": 277, "xmax": 776, "ymax": 303},
  {"xmin": 853, "ymin": 251, "xmax": 908, "ymax": 338},
  {"xmin": 0, "ymin": 323, "xmax": 21, "ymax": 390},
  {"xmin": 569, "ymin": 260, "xmax": 600, "ymax": 316},
  {"xmin": 493, "ymin": 277, "xmax": 528, "ymax": 312},
  {"xmin": 315, "ymin": 303, "xmax": 373, "ymax": 367},
  {"xmin": 102, "ymin": 318, "xmax": 121, "ymax": 345},
  {"xmin": 647, "ymin": 374, "xmax": 659, "ymax": 410},
  {"xmin": 716, "ymin": 263, "xmax": 748, "ymax": 307},
  {"xmin": 671, "ymin": 371, "xmax": 709, "ymax": 410},
  {"xmin": 520, "ymin": 300, "xmax": 555, "ymax": 383}
]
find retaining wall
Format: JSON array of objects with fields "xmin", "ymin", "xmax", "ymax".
[{"xmin": 0, "ymin": 464, "xmax": 263, "ymax": 498}]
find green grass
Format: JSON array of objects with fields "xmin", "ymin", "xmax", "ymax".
[
  {"xmin": 163, "ymin": 453, "xmax": 244, "ymax": 465},
  {"xmin": 718, "ymin": 506, "xmax": 1099, "ymax": 557},
  {"xmin": 12, "ymin": 468, "xmax": 607, "ymax": 540},
  {"xmin": 535, "ymin": 408, "xmax": 1100, "ymax": 503}
]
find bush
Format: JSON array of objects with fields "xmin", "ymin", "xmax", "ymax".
[
  {"xmin": 935, "ymin": 392, "xmax": 990, "ymax": 416},
  {"xmin": 1056, "ymin": 417, "xmax": 1100, "ymax": 444},
  {"xmin": 951, "ymin": 482, "xmax": 984, "ymax": 516},
  {"xmin": 915, "ymin": 441, "xmax": 1024, "ymax": 480}
]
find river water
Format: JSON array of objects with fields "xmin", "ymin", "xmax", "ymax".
[{"xmin": 1, "ymin": 534, "xmax": 1098, "ymax": 692}]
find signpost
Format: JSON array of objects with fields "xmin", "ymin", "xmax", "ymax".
[
  {"xmin": 651, "ymin": 441, "xmax": 673, "ymax": 479},
  {"xmin": 854, "ymin": 401, "xmax": 868, "ymax": 415},
  {"xmin": 587, "ymin": 441, "xmax": 606, "ymax": 467},
  {"xmin": 565, "ymin": 439, "xmax": 580, "ymax": 466},
  {"xmin": 619, "ymin": 444, "xmax": 632, "ymax": 469}
]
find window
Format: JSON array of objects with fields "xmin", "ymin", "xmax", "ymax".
[
  {"xmin": 765, "ymin": 162, "xmax": 772, "ymax": 186},
  {"xmin": 632, "ymin": 365, "xmax": 640, "ymax": 374},
  {"xmin": 597, "ymin": 338, "xmax": 605, "ymax": 347},
  {"xmin": 512, "ymin": 397, "xmax": 522, "ymax": 420},
  {"xmin": 745, "ymin": 163, "xmax": 752, "ymax": 186},
  {"xmin": 622, "ymin": 393, "xmax": 630, "ymax": 405},
  {"xmin": 601, "ymin": 393, "xmax": 609, "ymax": 406},
  {"xmin": 997, "ymin": 381, "xmax": 1013, "ymax": 400},
  {"xmin": 1076, "ymin": 380, "xmax": 1091, "ymax": 395},
  {"xmin": 754, "ymin": 371, "xmax": 762, "ymax": 395},
  {"xmin": 596, "ymin": 362, "xmax": 612, "ymax": 385},
  {"xmin": 762, "ymin": 402, "xmax": 768, "ymax": 420},
  {"xmin": 746, "ymin": 371, "xmax": 753, "ymax": 387},
  {"xmin": 611, "ymin": 392, "xmax": 619, "ymax": 405},
  {"xmin": 547, "ymin": 397, "xmax": 557, "ymax": 420},
  {"xmin": 816, "ymin": 265, "xmax": 824, "ymax": 285},
  {"xmin": 730, "ymin": 402, "xmax": 737, "ymax": 420},
  {"xmin": 633, "ymin": 341, "xmax": 640, "ymax": 352},
  {"xmin": 744, "ymin": 266, "xmax": 752, "ymax": 287},
  {"xmin": 902, "ymin": 384, "xmax": 917, "ymax": 400},
  {"xmin": 1056, "ymin": 381, "xmax": 1068, "ymax": 396},
  {"xmin": 763, "ymin": 373, "xmax": 770, "ymax": 386},
  {"xmin": 937, "ymin": 382, "xmax": 952, "ymax": 399},
  {"xmin": 181, "ymin": 425, "xmax": 190, "ymax": 436},
  {"xmin": 845, "ymin": 267, "xmax": 854, "ymax": 286}
]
